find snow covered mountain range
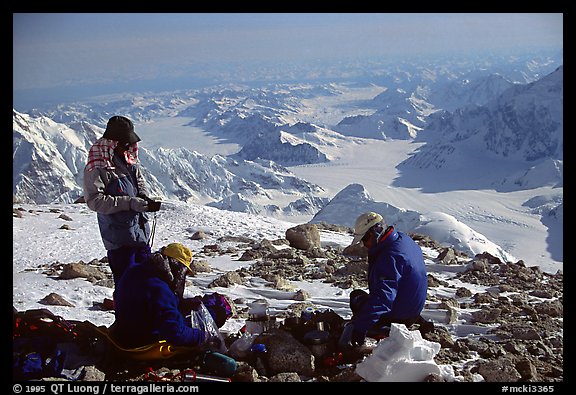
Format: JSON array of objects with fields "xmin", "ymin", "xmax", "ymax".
[
  {"xmin": 14, "ymin": 56, "xmax": 562, "ymax": 203},
  {"xmin": 13, "ymin": 110, "xmax": 326, "ymax": 215},
  {"xmin": 397, "ymin": 66, "xmax": 563, "ymax": 192},
  {"xmin": 13, "ymin": 53, "xmax": 563, "ymax": 269}
]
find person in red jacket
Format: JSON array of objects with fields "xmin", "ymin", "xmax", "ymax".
[{"xmin": 339, "ymin": 212, "xmax": 430, "ymax": 352}]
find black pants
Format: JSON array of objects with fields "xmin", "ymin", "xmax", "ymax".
[{"xmin": 108, "ymin": 245, "xmax": 151, "ymax": 286}]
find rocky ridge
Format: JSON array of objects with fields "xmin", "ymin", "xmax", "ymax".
[{"xmin": 16, "ymin": 210, "xmax": 563, "ymax": 383}]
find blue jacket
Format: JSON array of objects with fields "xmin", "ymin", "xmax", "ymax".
[
  {"xmin": 111, "ymin": 263, "xmax": 205, "ymax": 348},
  {"xmin": 352, "ymin": 227, "xmax": 428, "ymax": 334}
]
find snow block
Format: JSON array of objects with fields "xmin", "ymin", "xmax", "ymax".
[{"xmin": 356, "ymin": 323, "xmax": 449, "ymax": 382}]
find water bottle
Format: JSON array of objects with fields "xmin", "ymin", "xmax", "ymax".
[
  {"xmin": 229, "ymin": 333, "xmax": 257, "ymax": 360},
  {"xmin": 200, "ymin": 351, "xmax": 237, "ymax": 377},
  {"xmin": 303, "ymin": 326, "xmax": 330, "ymax": 360}
]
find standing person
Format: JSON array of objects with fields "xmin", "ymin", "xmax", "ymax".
[
  {"xmin": 339, "ymin": 211, "xmax": 429, "ymax": 350},
  {"xmin": 83, "ymin": 115, "xmax": 160, "ymax": 288}
]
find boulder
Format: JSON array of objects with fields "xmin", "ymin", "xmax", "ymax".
[
  {"xmin": 285, "ymin": 224, "xmax": 321, "ymax": 250},
  {"xmin": 254, "ymin": 329, "xmax": 315, "ymax": 377}
]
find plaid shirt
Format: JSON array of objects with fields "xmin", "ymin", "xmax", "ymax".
[{"xmin": 85, "ymin": 138, "xmax": 138, "ymax": 172}]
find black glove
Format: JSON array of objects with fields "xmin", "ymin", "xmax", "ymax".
[
  {"xmin": 138, "ymin": 194, "xmax": 160, "ymax": 211},
  {"xmin": 181, "ymin": 297, "xmax": 203, "ymax": 315},
  {"xmin": 351, "ymin": 328, "xmax": 366, "ymax": 346},
  {"xmin": 138, "ymin": 194, "xmax": 153, "ymax": 203},
  {"xmin": 147, "ymin": 200, "xmax": 161, "ymax": 212}
]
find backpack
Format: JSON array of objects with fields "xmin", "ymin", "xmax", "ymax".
[{"xmin": 13, "ymin": 307, "xmax": 79, "ymax": 380}]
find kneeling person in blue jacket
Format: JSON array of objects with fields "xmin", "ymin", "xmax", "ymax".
[
  {"xmin": 111, "ymin": 243, "xmax": 207, "ymax": 348},
  {"xmin": 340, "ymin": 212, "xmax": 429, "ymax": 350}
]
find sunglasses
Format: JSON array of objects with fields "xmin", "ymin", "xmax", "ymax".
[{"xmin": 362, "ymin": 223, "xmax": 384, "ymax": 243}]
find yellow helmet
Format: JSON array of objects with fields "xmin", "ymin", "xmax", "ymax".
[{"xmin": 162, "ymin": 243, "xmax": 193, "ymax": 271}]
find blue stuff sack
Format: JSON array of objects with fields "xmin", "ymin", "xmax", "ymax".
[
  {"xmin": 13, "ymin": 345, "xmax": 66, "ymax": 380},
  {"xmin": 13, "ymin": 308, "xmax": 76, "ymax": 380}
]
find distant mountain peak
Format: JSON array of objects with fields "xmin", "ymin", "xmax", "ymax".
[{"xmin": 398, "ymin": 66, "xmax": 563, "ymax": 191}]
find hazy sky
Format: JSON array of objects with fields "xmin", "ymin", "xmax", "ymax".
[{"xmin": 13, "ymin": 13, "xmax": 562, "ymax": 107}]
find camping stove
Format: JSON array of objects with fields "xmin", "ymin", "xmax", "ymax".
[{"xmin": 246, "ymin": 300, "xmax": 274, "ymax": 334}]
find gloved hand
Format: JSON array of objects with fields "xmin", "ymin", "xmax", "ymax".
[
  {"xmin": 146, "ymin": 200, "xmax": 161, "ymax": 212},
  {"xmin": 351, "ymin": 328, "xmax": 366, "ymax": 347},
  {"xmin": 129, "ymin": 197, "xmax": 148, "ymax": 212},
  {"xmin": 338, "ymin": 322, "xmax": 366, "ymax": 350},
  {"xmin": 137, "ymin": 194, "xmax": 153, "ymax": 202},
  {"xmin": 338, "ymin": 322, "xmax": 366, "ymax": 362},
  {"xmin": 181, "ymin": 297, "xmax": 203, "ymax": 314},
  {"xmin": 205, "ymin": 335, "xmax": 223, "ymax": 351},
  {"xmin": 137, "ymin": 194, "xmax": 161, "ymax": 212}
]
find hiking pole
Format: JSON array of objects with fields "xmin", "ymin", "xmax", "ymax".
[
  {"xmin": 145, "ymin": 198, "xmax": 162, "ymax": 250},
  {"xmin": 148, "ymin": 212, "xmax": 157, "ymax": 250}
]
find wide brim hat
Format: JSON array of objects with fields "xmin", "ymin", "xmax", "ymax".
[
  {"xmin": 102, "ymin": 115, "xmax": 141, "ymax": 145},
  {"xmin": 351, "ymin": 212, "xmax": 384, "ymax": 245}
]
